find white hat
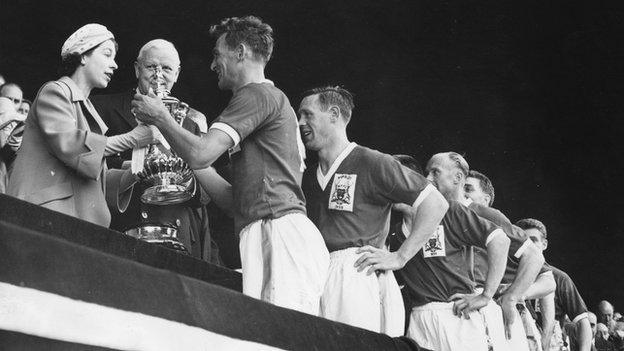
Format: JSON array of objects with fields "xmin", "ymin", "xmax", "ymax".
[{"xmin": 61, "ymin": 23, "xmax": 114, "ymax": 59}]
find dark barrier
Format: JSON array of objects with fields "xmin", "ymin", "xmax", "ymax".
[
  {"xmin": 0, "ymin": 194, "xmax": 426, "ymax": 351},
  {"xmin": 0, "ymin": 193, "xmax": 241, "ymax": 292}
]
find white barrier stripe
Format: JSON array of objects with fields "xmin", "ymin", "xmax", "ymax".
[{"xmin": 0, "ymin": 282, "xmax": 284, "ymax": 351}]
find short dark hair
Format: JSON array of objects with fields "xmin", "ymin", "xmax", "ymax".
[
  {"xmin": 468, "ymin": 170, "xmax": 495, "ymax": 206},
  {"xmin": 393, "ymin": 154, "xmax": 424, "ymax": 176},
  {"xmin": 209, "ymin": 16, "xmax": 274, "ymax": 63},
  {"xmin": 21, "ymin": 98, "xmax": 32, "ymax": 106},
  {"xmin": 58, "ymin": 40, "xmax": 118, "ymax": 77},
  {"xmin": 301, "ymin": 86, "xmax": 355, "ymax": 122},
  {"xmin": 515, "ymin": 218, "xmax": 547, "ymax": 239}
]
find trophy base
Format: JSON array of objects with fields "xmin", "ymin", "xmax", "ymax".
[
  {"xmin": 124, "ymin": 225, "xmax": 188, "ymax": 253},
  {"xmin": 141, "ymin": 184, "xmax": 193, "ymax": 205}
]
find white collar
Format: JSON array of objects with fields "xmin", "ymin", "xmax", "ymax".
[{"xmin": 316, "ymin": 142, "xmax": 357, "ymax": 190}]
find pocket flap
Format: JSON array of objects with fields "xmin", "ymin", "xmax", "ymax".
[{"xmin": 25, "ymin": 181, "xmax": 73, "ymax": 205}]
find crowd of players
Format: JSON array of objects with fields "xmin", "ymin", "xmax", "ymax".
[{"xmin": 0, "ymin": 15, "xmax": 622, "ymax": 351}]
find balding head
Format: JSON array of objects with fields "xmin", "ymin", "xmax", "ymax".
[
  {"xmin": 134, "ymin": 39, "xmax": 181, "ymax": 94},
  {"xmin": 137, "ymin": 39, "xmax": 180, "ymax": 64},
  {"xmin": 425, "ymin": 152, "xmax": 469, "ymax": 201},
  {"xmin": 598, "ymin": 300, "xmax": 615, "ymax": 325}
]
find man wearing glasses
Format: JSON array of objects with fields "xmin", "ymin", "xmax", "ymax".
[{"xmin": 92, "ymin": 39, "xmax": 218, "ymax": 263}]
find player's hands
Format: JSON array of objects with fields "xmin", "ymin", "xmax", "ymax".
[
  {"xmin": 449, "ymin": 292, "xmax": 491, "ymax": 319},
  {"xmin": 354, "ymin": 246, "xmax": 407, "ymax": 274},
  {"xmin": 131, "ymin": 88, "xmax": 170, "ymax": 127},
  {"xmin": 499, "ymin": 293, "xmax": 518, "ymax": 340}
]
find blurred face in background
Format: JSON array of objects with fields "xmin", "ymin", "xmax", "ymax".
[
  {"xmin": 0, "ymin": 85, "xmax": 23, "ymax": 109},
  {"xmin": 18, "ymin": 101, "xmax": 30, "ymax": 116},
  {"xmin": 525, "ymin": 228, "xmax": 548, "ymax": 251},
  {"xmin": 465, "ymin": 176, "xmax": 491, "ymax": 207}
]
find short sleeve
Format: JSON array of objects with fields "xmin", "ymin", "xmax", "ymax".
[
  {"xmin": 471, "ymin": 204, "xmax": 527, "ymax": 258},
  {"xmin": 372, "ymin": 153, "xmax": 431, "ymax": 206},
  {"xmin": 448, "ymin": 202, "xmax": 503, "ymax": 249},
  {"xmin": 508, "ymin": 225, "xmax": 533, "ymax": 258},
  {"xmin": 210, "ymin": 86, "xmax": 271, "ymax": 146},
  {"xmin": 556, "ymin": 271, "xmax": 588, "ymax": 323}
]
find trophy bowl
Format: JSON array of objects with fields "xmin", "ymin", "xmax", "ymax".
[
  {"xmin": 137, "ymin": 148, "xmax": 194, "ymax": 205},
  {"xmin": 136, "ymin": 89, "xmax": 194, "ymax": 206},
  {"xmin": 124, "ymin": 225, "xmax": 188, "ymax": 253}
]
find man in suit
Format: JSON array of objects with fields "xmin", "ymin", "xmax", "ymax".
[{"xmin": 93, "ymin": 39, "xmax": 218, "ymax": 263}]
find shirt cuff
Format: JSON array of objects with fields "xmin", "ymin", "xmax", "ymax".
[
  {"xmin": 572, "ymin": 312, "xmax": 588, "ymax": 324},
  {"xmin": 413, "ymin": 184, "xmax": 435, "ymax": 209},
  {"xmin": 486, "ymin": 228, "xmax": 505, "ymax": 246},
  {"xmin": 514, "ymin": 238, "xmax": 533, "ymax": 258},
  {"xmin": 210, "ymin": 122, "xmax": 240, "ymax": 146}
]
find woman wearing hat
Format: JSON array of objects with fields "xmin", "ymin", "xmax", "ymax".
[{"xmin": 8, "ymin": 24, "xmax": 157, "ymax": 227}]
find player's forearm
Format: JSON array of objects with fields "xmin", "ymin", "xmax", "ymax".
[
  {"xmin": 576, "ymin": 318, "xmax": 592, "ymax": 351},
  {"xmin": 539, "ymin": 292, "xmax": 556, "ymax": 350},
  {"xmin": 155, "ymin": 117, "xmax": 227, "ymax": 169},
  {"xmin": 192, "ymin": 167, "xmax": 234, "ymax": 217},
  {"xmin": 523, "ymin": 271, "xmax": 556, "ymax": 300},
  {"xmin": 503, "ymin": 243, "xmax": 544, "ymax": 299},
  {"xmin": 397, "ymin": 190, "xmax": 448, "ymax": 264},
  {"xmin": 483, "ymin": 233, "xmax": 510, "ymax": 298}
]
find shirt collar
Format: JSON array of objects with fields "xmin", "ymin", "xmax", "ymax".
[
  {"xmin": 59, "ymin": 76, "xmax": 86, "ymax": 102},
  {"xmin": 316, "ymin": 142, "xmax": 357, "ymax": 190}
]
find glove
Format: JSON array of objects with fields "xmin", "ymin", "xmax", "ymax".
[{"xmin": 105, "ymin": 125, "xmax": 161, "ymax": 156}]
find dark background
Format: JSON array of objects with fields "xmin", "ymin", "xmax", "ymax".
[{"xmin": 1, "ymin": 0, "xmax": 622, "ymax": 311}]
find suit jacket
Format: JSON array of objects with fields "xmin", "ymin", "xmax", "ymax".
[
  {"xmin": 8, "ymin": 77, "xmax": 110, "ymax": 227},
  {"xmin": 92, "ymin": 90, "xmax": 218, "ymax": 262}
]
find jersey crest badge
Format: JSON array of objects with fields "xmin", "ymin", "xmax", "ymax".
[
  {"xmin": 328, "ymin": 173, "xmax": 356, "ymax": 212},
  {"xmin": 423, "ymin": 225, "xmax": 446, "ymax": 258}
]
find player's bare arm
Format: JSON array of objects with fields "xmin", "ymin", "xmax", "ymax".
[
  {"xmin": 450, "ymin": 230, "xmax": 509, "ymax": 317},
  {"xmin": 132, "ymin": 90, "xmax": 233, "ymax": 169},
  {"xmin": 497, "ymin": 241, "xmax": 545, "ymax": 338},
  {"xmin": 539, "ymin": 292, "xmax": 556, "ymax": 351},
  {"xmin": 192, "ymin": 167, "xmax": 234, "ymax": 217},
  {"xmin": 522, "ymin": 271, "xmax": 556, "ymax": 300},
  {"xmin": 355, "ymin": 189, "xmax": 448, "ymax": 274}
]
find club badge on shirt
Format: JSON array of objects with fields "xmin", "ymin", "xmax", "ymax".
[
  {"xmin": 328, "ymin": 173, "xmax": 356, "ymax": 212},
  {"xmin": 423, "ymin": 225, "xmax": 446, "ymax": 258}
]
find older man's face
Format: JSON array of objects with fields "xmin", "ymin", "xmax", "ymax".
[
  {"xmin": 599, "ymin": 304, "xmax": 614, "ymax": 325},
  {"xmin": 426, "ymin": 154, "xmax": 459, "ymax": 199},
  {"xmin": 135, "ymin": 46, "xmax": 180, "ymax": 95}
]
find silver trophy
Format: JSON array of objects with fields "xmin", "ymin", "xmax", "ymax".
[
  {"xmin": 124, "ymin": 88, "xmax": 194, "ymax": 253},
  {"xmin": 124, "ymin": 225, "xmax": 187, "ymax": 252},
  {"xmin": 136, "ymin": 88, "xmax": 194, "ymax": 206}
]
